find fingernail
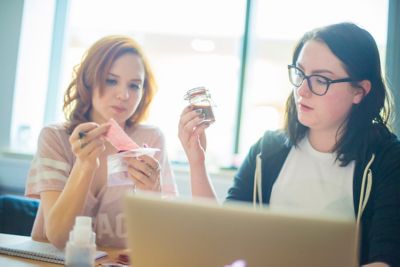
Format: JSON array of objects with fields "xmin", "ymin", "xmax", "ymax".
[{"xmin": 78, "ymin": 131, "xmax": 86, "ymax": 139}]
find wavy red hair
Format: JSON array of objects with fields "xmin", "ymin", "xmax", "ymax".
[{"xmin": 63, "ymin": 35, "xmax": 157, "ymax": 134}]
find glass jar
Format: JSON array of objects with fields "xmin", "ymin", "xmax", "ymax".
[{"xmin": 184, "ymin": 86, "xmax": 215, "ymax": 124}]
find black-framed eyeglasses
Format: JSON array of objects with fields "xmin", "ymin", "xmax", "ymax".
[{"xmin": 288, "ymin": 65, "xmax": 354, "ymax": 96}]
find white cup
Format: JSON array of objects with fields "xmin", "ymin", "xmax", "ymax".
[{"xmin": 107, "ymin": 148, "xmax": 160, "ymax": 187}]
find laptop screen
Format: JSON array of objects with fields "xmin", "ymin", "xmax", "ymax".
[{"xmin": 124, "ymin": 193, "xmax": 358, "ymax": 267}]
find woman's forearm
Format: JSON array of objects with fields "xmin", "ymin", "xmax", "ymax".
[
  {"xmin": 44, "ymin": 163, "xmax": 95, "ymax": 249},
  {"xmin": 189, "ymin": 162, "xmax": 218, "ymax": 200}
]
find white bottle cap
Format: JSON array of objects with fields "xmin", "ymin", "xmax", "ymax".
[
  {"xmin": 75, "ymin": 216, "xmax": 92, "ymax": 228},
  {"xmin": 70, "ymin": 216, "xmax": 94, "ymax": 245}
]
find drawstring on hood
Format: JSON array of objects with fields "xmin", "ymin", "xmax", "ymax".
[
  {"xmin": 356, "ymin": 153, "xmax": 375, "ymax": 225},
  {"xmin": 253, "ymin": 153, "xmax": 263, "ymax": 208},
  {"xmin": 353, "ymin": 153, "xmax": 375, "ymax": 263}
]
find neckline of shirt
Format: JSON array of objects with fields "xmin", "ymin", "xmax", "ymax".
[{"xmin": 298, "ymin": 135, "xmax": 337, "ymax": 162}]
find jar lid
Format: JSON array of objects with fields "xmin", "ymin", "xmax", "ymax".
[{"xmin": 184, "ymin": 86, "xmax": 210, "ymax": 100}]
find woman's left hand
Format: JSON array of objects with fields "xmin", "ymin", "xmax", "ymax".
[{"xmin": 125, "ymin": 155, "xmax": 161, "ymax": 192}]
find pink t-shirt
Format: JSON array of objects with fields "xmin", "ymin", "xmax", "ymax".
[{"xmin": 25, "ymin": 123, "xmax": 177, "ymax": 248}]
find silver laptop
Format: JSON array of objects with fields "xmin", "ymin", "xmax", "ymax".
[{"xmin": 124, "ymin": 193, "xmax": 358, "ymax": 267}]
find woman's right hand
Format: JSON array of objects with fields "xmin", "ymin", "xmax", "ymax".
[
  {"xmin": 178, "ymin": 106, "xmax": 211, "ymax": 164},
  {"xmin": 69, "ymin": 122, "xmax": 110, "ymax": 168}
]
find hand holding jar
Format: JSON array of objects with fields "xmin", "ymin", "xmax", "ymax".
[{"xmin": 178, "ymin": 87, "xmax": 216, "ymax": 164}]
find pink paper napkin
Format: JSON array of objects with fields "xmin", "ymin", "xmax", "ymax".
[{"xmin": 105, "ymin": 118, "xmax": 140, "ymax": 151}]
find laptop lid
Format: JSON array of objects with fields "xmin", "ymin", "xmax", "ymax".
[{"xmin": 124, "ymin": 193, "xmax": 358, "ymax": 267}]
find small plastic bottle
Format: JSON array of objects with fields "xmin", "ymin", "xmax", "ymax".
[
  {"xmin": 65, "ymin": 216, "xmax": 96, "ymax": 267},
  {"xmin": 184, "ymin": 86, "xmax": 216, "ymax": 124}
]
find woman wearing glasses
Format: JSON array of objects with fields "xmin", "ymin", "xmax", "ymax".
[{"xmin": 178, "ymin": 22, "xmax": 399, "ymax": 266}]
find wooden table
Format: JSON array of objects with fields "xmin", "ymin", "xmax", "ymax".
[{"xmin": 0, "ymin": 233, "xmax": 125, "ymax": 266}]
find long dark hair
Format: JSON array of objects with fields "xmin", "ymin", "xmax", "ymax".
[
  {"xmin": 63, "ymin": 35, "xmax": 158, "ymax": 134},
  {"xmin": 283, "ymin": 22, "xmax": 392, "ymax": 165}
]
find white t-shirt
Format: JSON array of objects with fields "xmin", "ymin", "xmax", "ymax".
[{"xmin": 270, "ymin": 136, "xmax": 355, "ymax": 219}]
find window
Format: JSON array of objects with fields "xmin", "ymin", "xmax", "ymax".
[
  {"xmin": 59, "ymin": 0, "xmax": 246, "ymax": 168},
  {"xmin": 7, "ymin": 0, "xmax": 390, "ymax": 170},
  {"xmin": 240, "ymin": 0, "xmax": 388, "ymax": 155},
  {"xmin": 9, "ymin": 0, "xmax": 56, "ymax": 153}
]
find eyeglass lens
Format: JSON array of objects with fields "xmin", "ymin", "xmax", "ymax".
[{"xmin": 289, "ymin": 67, "xmax": 329, "ymax": 95}]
